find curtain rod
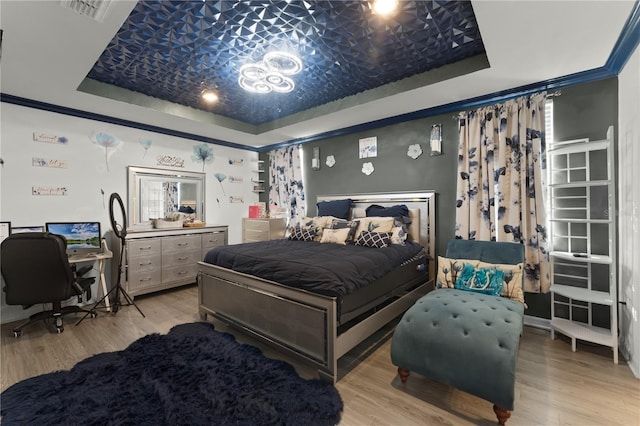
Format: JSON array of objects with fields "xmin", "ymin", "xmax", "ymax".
[{"xmin": 451, "ymin": 90, "xmax": 562, "ymax": 120}]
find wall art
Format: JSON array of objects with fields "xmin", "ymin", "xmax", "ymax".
[
  {"xmin": 32, "ymin": 157, "xmax": 68, "ymax": 168},
  {"xmin": 156, "ymin": 155, "xmax": 185, "ymax": 168},
  {"xmin": 139, "ymin": 138, "xmax": 153, "ymax": 157},
  {"xmin": 33, "ymin": 132, "xmax": 68, "ymax": 144},
  {"xmin": 407, "ymin": 144, "xmax": 423, "ymax": 159},
  {"xmin": 228, "ymin": 158, "xmax": 244, "ymax": 166},
  {"xmin": 214, "ymin": 173, "xmax": 227, "ymax": 196},
  {"xmin": 325, "ymin": 155, "xmax": 336, "ymax": 167},
  {"xmin": 228, "ymin": 176, "xmax": 244, "ymax": 183},
  {"xmin": 430, "ymin": 124, "xmax": 442, "ymax": 156},
  {"xmin": 90, "ymin": 131, "xmax": 121, "ymax": 171},
  {"xmin": 32, "ymin": 186, "xmax": 68, "ymax": 196},
  {"xmin": 361, "ymin": 162, "xmax": 374, "ymax": 176},
  {"xmin": 192, "ymin": 143, "xmax": 214, "ymax": 171},
  {"xmin": 229, "ymin": 196, "xmax": 244, "ymax": 203},
  {"xmin": 359, "ymin": 136, "xmax": 377, "ymax": 159}
]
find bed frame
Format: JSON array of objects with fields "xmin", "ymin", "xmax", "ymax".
[{"xmin": 197, "ymin": 191, "xmax": 436, "ymax": 382}]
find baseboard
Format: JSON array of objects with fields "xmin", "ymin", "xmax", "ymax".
[{"xmin": 524, "ymin": 315, "xmax": 551, "ymax": 331}]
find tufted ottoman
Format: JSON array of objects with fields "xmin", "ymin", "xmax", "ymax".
[{"xmin": 391, "ymin": 288, "xmax": 525, "ymax": 424}]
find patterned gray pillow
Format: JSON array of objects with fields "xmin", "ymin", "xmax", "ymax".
[
  {"xmin": 354, "ymin": 230, "xmax": 392, "ymax": 248},
  {"xmin": 288, "ymin": 227, "xmax": 316, "ymax": 242}
]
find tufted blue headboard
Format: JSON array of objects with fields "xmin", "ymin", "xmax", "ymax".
[{"xmin": 446, "ymin": 239, "xmax": 524, "ymax": 266}]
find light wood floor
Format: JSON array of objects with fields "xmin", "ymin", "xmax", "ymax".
[{"xmin": 2, "ymin": 285, "xmax": 639, "ymax": 426}]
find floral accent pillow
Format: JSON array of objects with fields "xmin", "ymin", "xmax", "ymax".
[
  {"xmin": 297, "ymin": 216, "xmax": 337, "ymax": 241},
  {"xmin": 436, "ymin": 256, "xmax": 526, "ymax": 304},
  {"xmin": 476, "ymin": 260, "xmax": 525, "ymax": 304},
  {"xmin": 355, "ymin": 230, "xmax": 392, "ymax": 248},
  {"xmin": 390, "ymin": 226, "xmax": 407, "ymax": 245},
  {"xmin": 436, "ymin": 256, "xmax": 481, "ymax": 289},
  {"xmin": 455, "ymin": 263, "xmax": 504, "ymax": 296},
  {"xmin": 320, "ymin": 228, "xmax": 351, "ymax": 245},
  {"xmin": 328, "ymin": 219, "xmax": 359, "ymax": 243},
  {"xmin": 353, "ymin": 217, "xmax": 394, "ymax": 241}
]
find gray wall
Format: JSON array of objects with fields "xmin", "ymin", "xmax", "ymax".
[
  {"xmin": 266, "ymin": 77, "xmax": 618, "ymax": 319},
  {"xmin": 301, "ymin": 113, "xmax": 459, "ymax": 258}
]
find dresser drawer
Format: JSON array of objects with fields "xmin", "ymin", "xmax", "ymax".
[
  {"xmin": 202, "ymin": 231, "xmax": 226, "ymax": 249},
  {"xmin": 243, "ymin": 228, "xmax": 269, "ymax": 242},
  {"xmin": 128, "ymin": 238, "xmax": 161, "ymax": 257},
  {"xmin": 243, "ymin": 219, "xmax": 270, "ymax": 232},
  {"xmin": 162, "ymin": 234, "xmax": 202, "ymax": 253},
  {"xmin": 162, "ymin": 264, "xmax": 198, "ymax": 284},
  {"xmin": 128, "ymin": 253, "xmax": 162, "ymax": 273},
  {"xmin": 162, "ymin": 249, "xmax": 201, "ymax": 268},
  {"xmin": 129, "ymin": 268, "xmax": 162, "ymax": 291}
]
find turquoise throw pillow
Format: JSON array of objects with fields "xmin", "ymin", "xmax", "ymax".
[{"xmin": 455, "ymin": 263, "xmax": 504, "ymax": 296}]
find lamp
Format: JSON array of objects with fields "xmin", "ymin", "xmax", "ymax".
[{"xmin": 239, "ymin": 51, "xmax": 302, "ymax": 94}]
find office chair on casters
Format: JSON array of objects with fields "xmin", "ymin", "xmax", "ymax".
[{"xmin": 0, "ymin": 232, "xmax": 98, "ymax": 337}]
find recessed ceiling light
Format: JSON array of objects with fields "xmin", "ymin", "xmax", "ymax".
[
  {"xmin": 201, "ymin": 90, "xmax": 218, "ymax": 103},
  {"xmin": 372, "ymin": 0, "xmax": 398, "ymax": 16}
]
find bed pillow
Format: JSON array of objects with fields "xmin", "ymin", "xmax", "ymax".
[
  {"xmin": 454, "ymin": 263, "xmax": 504, "ymax": 296},
  {"xmin": 390, "ymin": 226, "xmax": 407, "ymax": 245},
  {"xmin": 317, "ymin": 199, "xmax": 352, "ymax": 220},
  {"xmin": 436, "ymin": 256, "xmax": 481, "ymax": 289},
  {"xmin": 365, "ymin": 204, "xmax": 409, "ymax": 218},
  {"xmin": 297, "ymin": 216, "xmax": 337, "ymax": 241},
  {"xmin": 320, "ymin": 228, "xmax": 351, "ymax": 245},
  {"xmin": 353, "ymin": 217, "xmax": 395, "ymax": 241},
  {"xmin": 354, "ymin": 230, "xmax": 392, "ymax": 248},
  {"xmin": 288, "ymin": 227, "xmax": 316, "ymax": 242},
  {"xmin": 476, "ymin": 260, "xmax": 525, "ymax": 304},
  {"xmin": 328, "ymin": 218, "xmax": 359, "ymax": 243}
]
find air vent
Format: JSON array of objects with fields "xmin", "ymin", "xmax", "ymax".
[{"xmin": 60, "ymin": 0, "xmax": 110, "ymax": 22}]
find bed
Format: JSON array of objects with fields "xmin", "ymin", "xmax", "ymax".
[{"xmin": 197, "ymin": 191, "xmax": 436, "ymax": 382}]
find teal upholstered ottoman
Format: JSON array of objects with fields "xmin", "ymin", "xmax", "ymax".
[{"xmin": 391, "ymin": 239, "xmax": 526, "ymax": 425}]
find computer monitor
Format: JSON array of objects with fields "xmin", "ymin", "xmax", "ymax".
[{"xmin": 45, "ymin": 222, "xmax": 102, "ymax": 256}]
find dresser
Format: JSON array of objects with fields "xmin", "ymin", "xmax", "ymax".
[
  {"xmin": 242, "ymin": 218, "xmax": 286, "ymax": 242},
  {"xmin": 114, "ymin": 226, "xmax": 228, "ymax": 298}
]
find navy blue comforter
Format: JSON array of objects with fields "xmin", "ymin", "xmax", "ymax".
[{"xmin": 203, "ymin": 239, "xmax": 424, "ymax": 297}]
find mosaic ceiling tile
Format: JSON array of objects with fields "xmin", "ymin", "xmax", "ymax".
[{"xmin": 87, "ymin": 0, "xmax": 485, "ymax": 126}]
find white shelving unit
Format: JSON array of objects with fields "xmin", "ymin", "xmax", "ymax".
[
  {"xmin": 548, "ymin": 126, "xmax": 617, "ymax": 363},
  {"xmin": 252, "ymin": 160, "xmax": 265, "ymax": 193}
]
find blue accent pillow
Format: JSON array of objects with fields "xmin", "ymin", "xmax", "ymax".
[
  {"xmin": 454, "ymin": 263, "xmax": 504, "ymax": 296},
  {"xmin": 317, "ymin": 199, "xmax": 352, "ymax": 219},
  {"xmin": 365, "ymin": 204, "xmax": 409, "ymax": 218}
]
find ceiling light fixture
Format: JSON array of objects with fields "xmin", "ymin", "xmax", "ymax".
[
  {"xmin": 201, "ymin": 89, "xmax": 219, "ymax": 103},
  {"xmin": 371, "ymin": 0, "xmax": 398, "ymax": 16},
  {"xmin": 238, "ymin": 51, "xmax": 302, "ymax": 94}
]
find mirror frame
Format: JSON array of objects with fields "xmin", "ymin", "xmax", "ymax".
[{"xmin": 127, "ymin": 166, "xmax": 206, "ymax": 230}]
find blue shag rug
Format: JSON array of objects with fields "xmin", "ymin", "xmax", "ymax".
[{"xmin": 1, "ymin": 322, "xmax": 343, "ymax": 425}]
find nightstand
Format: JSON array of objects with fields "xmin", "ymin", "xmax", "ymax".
[{"xmin": 242, "ymin": 218, "xmax": 286, "ymax": 242}]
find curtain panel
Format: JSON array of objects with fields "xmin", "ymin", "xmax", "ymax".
[
  {"xmin": 268, "ymin": 145, "xmax": 306, "ymax": 224},
  {"xmin": 455, "ymin": 93, "xmax": 550, "ymax": 293}
]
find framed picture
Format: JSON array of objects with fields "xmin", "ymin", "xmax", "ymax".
[
  {"xmin": 0, "ymin": 221, "xmax": 10, "ymax": 243},
  {"xmin": 359, "ymin": 137, "xmax": 377, "ymax": 159}
]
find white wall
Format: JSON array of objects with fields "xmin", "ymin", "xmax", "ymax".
[
  {"xmin": 0, "ymin": 103, "xmax": 259, "ymax": 323},
  {"xmin": 618, "ymin": 44, "xmax": 640, "ymax": 379}
]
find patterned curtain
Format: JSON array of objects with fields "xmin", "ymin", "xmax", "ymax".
[
  {"xmin": 268, "ymin": 145, "xmax": 306, "ymax": 223},
  {"xmin": 455, "ymin": 93, "xmax": 550, "ymax": 293}
]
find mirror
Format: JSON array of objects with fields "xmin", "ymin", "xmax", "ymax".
[{"xmin": 127, "ymin": 166, "xmax": 205, "ymax": 230}]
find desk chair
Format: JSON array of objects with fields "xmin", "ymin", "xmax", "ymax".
[{"xmin": 1, "ymin": 232, "xmax": 97, "ymax": 336}]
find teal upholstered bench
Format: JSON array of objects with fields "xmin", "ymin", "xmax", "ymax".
[{"xmin": 390, "ymin": 239, "xmax": 525, "ymax": 425}]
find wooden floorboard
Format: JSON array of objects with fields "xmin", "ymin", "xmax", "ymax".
[{"xmin": 2, "ymin": 285, "xmax": 639, "ymax": 425}]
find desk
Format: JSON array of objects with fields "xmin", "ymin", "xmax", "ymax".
[{"xmin": 68, "ymin": 243, "xmax": 113, "ymax": 311}]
